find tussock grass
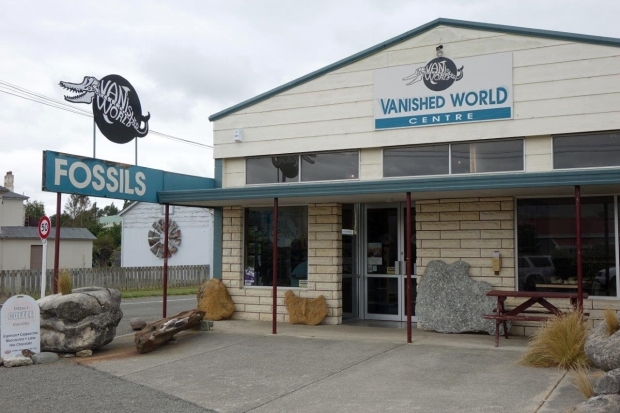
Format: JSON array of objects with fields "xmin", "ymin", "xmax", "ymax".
[
  {"xmin": 570, "ymin": 366, "xmax": 595, "ymax": 399},
  {"xmin": 58, "ymin": 270, "xmax": 73, "ymax": 295},
  {"xmin": 604, "ymin": 309, "xmax": 619, "ymax": 336},
  {"xmin": 518, "ymin": 311, "xmax": 589, "ymax": 369}
]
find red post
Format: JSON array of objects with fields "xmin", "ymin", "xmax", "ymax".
[
  {"xmin": 575, "ymin": 186, "xmax": 583, "ymax": 311},
  {"xmin": 272, "ymin": 198, "xmax": 279, "ymax": 334},
  {"xmin": 53, "ymin": 192, "xmax": 61, "ymax": 294},
  {"xmin": 163, "ymin": 204, "xmax": 169, "ymax": 318},
  {"xmin": 406, "ymin": 192, "xmax": 412, "ymax": 343}
]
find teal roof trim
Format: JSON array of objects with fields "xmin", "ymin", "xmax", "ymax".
[
  {"xmin": 208, "ymin": 18, "xmax": 620, "ymax": 122},
  {"xmin": 158, "ymin": 168, "xmax": 620, "ymax": 205}
]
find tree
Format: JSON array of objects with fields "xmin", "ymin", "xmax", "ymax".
[
  {"xmin": 25, "ymin": 200, "xmax": 45, "ymax": 226},
  {"xmin": 65, "ymin": 194, "xmax": 91, "ymax": 219},
  {"xmin": 102, "ymin": 203, "xmax": 119, "ymax": 217}
]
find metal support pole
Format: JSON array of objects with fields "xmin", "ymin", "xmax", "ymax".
[
  {"xmin": 272, "ymin": 198, "xmax": 279, "ymax": 335},
  {"xmin": 53, "ymin": 193, "xmax": 61, "ymax": 294},
  {"xmin": 93, "ymin": 118, "xmax": 96, "ymax": 158},
  {"xmin": 575, "ymin": 186, "xmax": 583, "ymax": 311},
  {"xmin": 163, "ymin": 204, "xmax": 169, "ymax": 318},
  {"xmin": 135, "ymin": 138, "xmax": 138, "ymax": 165},
  {"xmin": 406, "ymin": 192, "xmax": 412, "ymax": 343}
]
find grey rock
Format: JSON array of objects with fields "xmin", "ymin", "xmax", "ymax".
[
  {"xmin": 417, "ymin": 260, "xmax": 508, "ymax": 335},
  {"xmin": 64, "ymin": 354, "xmax": 75, "ymax": 358},
  {"xmin": 37, "ymin": 287, "xmax": 123, "ymax": 353},
  {"xmin": 129, "ymin": 318, "xmax": 147, "ymax": 331},
  {"xmin": 32, "ymin": 352, "xmax": 59, "ymax": 365},
  {"xmin": 3, "ymin": 355, "xmax": 34, "ymax": 367},
  {"xmin": 585, "ymin": 322, "xmax": 620, "ymax": 371},
  {"xmin": 595, "ymin": 372, "xmax": 620, "ymax": 395},
  {"xmin": 76, "ymin": 350, "xmax": 92, "ymax": 357},
  {"xmin": 573, "ymin": 394, "xmax": 620, "ymax": 413}
]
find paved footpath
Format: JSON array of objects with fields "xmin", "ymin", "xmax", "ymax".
[{"xmin": 63, "ymin": 320, "xmax": 585, "ymax": 413}]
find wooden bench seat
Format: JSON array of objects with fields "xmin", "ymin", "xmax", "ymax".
[{"xmin": 483, "ymin": 314, "xmax": 552, "ymax": 322}]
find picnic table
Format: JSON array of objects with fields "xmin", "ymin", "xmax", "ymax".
[{"xmin": 484, "ymin": 290, "xmax": 589, "ymax": 347}]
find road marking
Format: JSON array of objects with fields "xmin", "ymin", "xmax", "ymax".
[{"xmin": 121, "ymin": 298, "xmax": 196, "ymax": 306}]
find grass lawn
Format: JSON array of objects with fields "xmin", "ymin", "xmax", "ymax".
[{"xmin": 0, "ymin": 286, "xmax": 199, "ymax": 302}]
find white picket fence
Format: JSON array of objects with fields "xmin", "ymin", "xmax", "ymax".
[{"xmin": 0, "ymin": 265, "xmax": 210, "ymax": 297}]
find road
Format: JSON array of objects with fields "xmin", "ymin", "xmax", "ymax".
[{"xmin": 116, "ymin": 294, "xmax": 197, "ymax": 336}]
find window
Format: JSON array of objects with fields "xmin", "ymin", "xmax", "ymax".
[
  {"xmin": 301, "ymin": 151, "xmax": 358, "ymax": 181},
  {"xmin": 246, "ymin": 156, "xmax": 299, "ymax": 184},
  {"xmin": 246, "ymin": 151, "xmax": 359, "ymax": 184},
  {"xmin": 517, "ymin": 197, "xmax": 616, "ymax": 297},
  {"xmin": 243, "ymin": 206, "xmax": 308, "ymax": 288},
  {"xmin": 384, "ymin": 145, "xmax": 449, "ymax": 177},
  {"xmin": 451, "ymin": 139, "xmax": 523, "ymax": 174},
  {"xmin": 383, "ymin": 139, "xmax": 523, "ymax": 178},
  {"xmin": 554, "ymin": 131, "xmax": 620, "ymax": 169}
]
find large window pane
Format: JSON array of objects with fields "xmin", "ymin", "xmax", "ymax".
[
  {"xmin": 301, "ymin": 151, "xmax": 359, "ymax": 181},
  {"xmin": 554, "ymin": 131, "xmax": 620, "ymax": 169},
  {"xmin": 383, "ymin": 145, "xmax": 449, "ymax": 177},
  {"xmin": 246, "ymin": 156, "xmax": 299, "ymax": 184},
  {"xmin": 452, "ymin": 139, "xmax": 523, "ymax": 174},
  {"xmin": 517, "ymin": 197, "xmax": 616, "ymax": 297},
  {"xmin": 244, "ymin": 206, "xmax": 308, "ymax": 288}
]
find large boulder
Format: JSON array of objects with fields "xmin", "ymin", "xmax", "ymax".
[
  {"xmin": 38, "ymin": 287, "xmax": 123, "ymax": 352},
  {"xmin": 197, "ymin": 279, "xmax": 234, "ymax": 321},
  {"xmin": 585, "ymin": 321, "xmax": 620, "ymax": 371},
  {"xmin": 573, "ymin": 395, "xmax": 620, "ymax": 413},
  {"xmin": 284, "ymin": 290, "xmax": 328, "ymax": 325},
  {"xmin": 417, "ymin": 260, "xmax": 506, "ymax": 335}
]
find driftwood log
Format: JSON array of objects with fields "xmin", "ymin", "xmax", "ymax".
[{"xmin": 134, "ymin": 309, "xmax": 205, "ymax": 354}]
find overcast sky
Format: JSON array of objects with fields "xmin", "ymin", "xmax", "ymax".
[{"xmin": 1, "ymin": 0, "xmax": 619, "ymax": 216}]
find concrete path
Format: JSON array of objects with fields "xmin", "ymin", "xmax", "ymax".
[{"xmin": 76, "ymin": 320, "xmax": 586, "ymax": 413}]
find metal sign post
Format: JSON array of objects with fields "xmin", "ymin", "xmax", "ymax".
[{"xmin": 38, "ymin": 216, "xmax": 51, "ymax": 298}]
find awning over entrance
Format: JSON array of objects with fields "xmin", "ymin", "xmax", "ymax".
[{"xmin": 157, "ymin": 168, "xmax": 620, "ymax": 207}]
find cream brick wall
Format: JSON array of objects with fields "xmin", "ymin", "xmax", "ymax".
[
  {"xmin": 416, "ymin": 197, "xmax": 515, "ymax": 289},
  {"xmin": 221, "ymin": 204, "xmax": 342, "ymax": 325}
]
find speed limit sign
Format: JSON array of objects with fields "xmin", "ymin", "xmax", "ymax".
[{"xmin": 38, "ymin": 216, "xmax": 51, "ymax": 240}]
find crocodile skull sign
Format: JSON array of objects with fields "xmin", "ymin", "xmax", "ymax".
[{"xmin": 60, "ymin": 74, "xmax": 150, "ymax": 144}]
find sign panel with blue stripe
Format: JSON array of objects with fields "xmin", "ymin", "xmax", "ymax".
[
  {"xmin": 374, "ymin": 53, "xmax": 513, "ymax": 130},
  {"xmin": 42, "ymin": 151, "xmax": 214, "ymax": 203}
]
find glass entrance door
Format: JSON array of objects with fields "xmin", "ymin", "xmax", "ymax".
[{"xmin": 363, "ymin": 204, "xmax": 417, "ymax": 322}]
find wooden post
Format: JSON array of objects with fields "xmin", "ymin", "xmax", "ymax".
[
  {"xmin": 406, "ymin": 192, "xmax": 412, "ymax": 343},
  {"xmin": 575, "ymin": 186, "xmax": 583, "ymax": 311},
  {"xmin": 273, "ymin": 198, "xmax": 278, "ymax": 335},
  {"xmin": 163, "ymin": 204, "xmax": 169, "ymax": 318},
  {"xmin": 53, "ymin": 192, "xmax": 61, "ymax": 294}
]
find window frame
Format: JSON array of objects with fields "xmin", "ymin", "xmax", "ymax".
[
  {"xmin": 381, "ymin": 138, "xmax": 525, "ymax": 179},
  {"xmin": 552, "ymin": 130, "xmax": 620, "ymax": 171},
  {"xmin": 245, "ymin": 150, "xmax": 361, "ymax": 186}
]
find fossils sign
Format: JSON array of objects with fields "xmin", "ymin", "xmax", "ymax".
[
  {"xmin": 1, "ymin": 295, "xmax": 40, "ymax": 357},
  {"xmin": 60, "ymin": 74, "xmax": 150, "ymax": 144}
]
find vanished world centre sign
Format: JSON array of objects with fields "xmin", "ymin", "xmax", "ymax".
[
  {"xmin": 374, "ymin": 52, "xmax": 513, "ymax": 130},
  {"xmin": 42, "ymin": 151, "xmax": 214, "ymax": 203}
]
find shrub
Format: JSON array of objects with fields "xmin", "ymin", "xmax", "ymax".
[
  {"xmin": 58, "ymin": 270, "xmax": 73, "ymax": 295},
  {"xmin": 518, "ymin": 311, "xmax": 589, "ymax": 369},
  {"xmin": 604, "ymin": 309, "xmax": 619, "ymax": 336},
  {"xmin": 570, "ymin": 366, "xmax": 595, "ymax": 399}
]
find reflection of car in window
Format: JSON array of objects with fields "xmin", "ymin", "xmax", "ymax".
[
  {"xmin": 519, "ymin": 255, "xmax": 556, "ymax": 291},
  {"xmin": 594, "ymin": 267, "xmax": 617, "ymax": 295}
]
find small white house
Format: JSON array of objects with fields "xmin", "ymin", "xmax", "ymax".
[
  {"xmin": 0, "ymin": 172, "xmax": 95, "ymax": 270},
  {"xmin": 119, "ymin": 202, "xmax": 214, "ymax": 268}
]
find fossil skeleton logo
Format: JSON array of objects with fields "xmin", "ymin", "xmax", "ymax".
[
  {"xmin": 60, "ymin": 74, "xmax": 150, "ymax": 144},
  {"xmin": 403, "ymin": 57, "xmax": 464, "ymax": 92}
]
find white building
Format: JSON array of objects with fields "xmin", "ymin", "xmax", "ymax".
[
  {"xmin": 119, "ymin": 202, "xmax": 214, "ymax": 269},
  {"xmin": 156, "ymin": 19, "xmax": 620, "ymax": 331}
]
